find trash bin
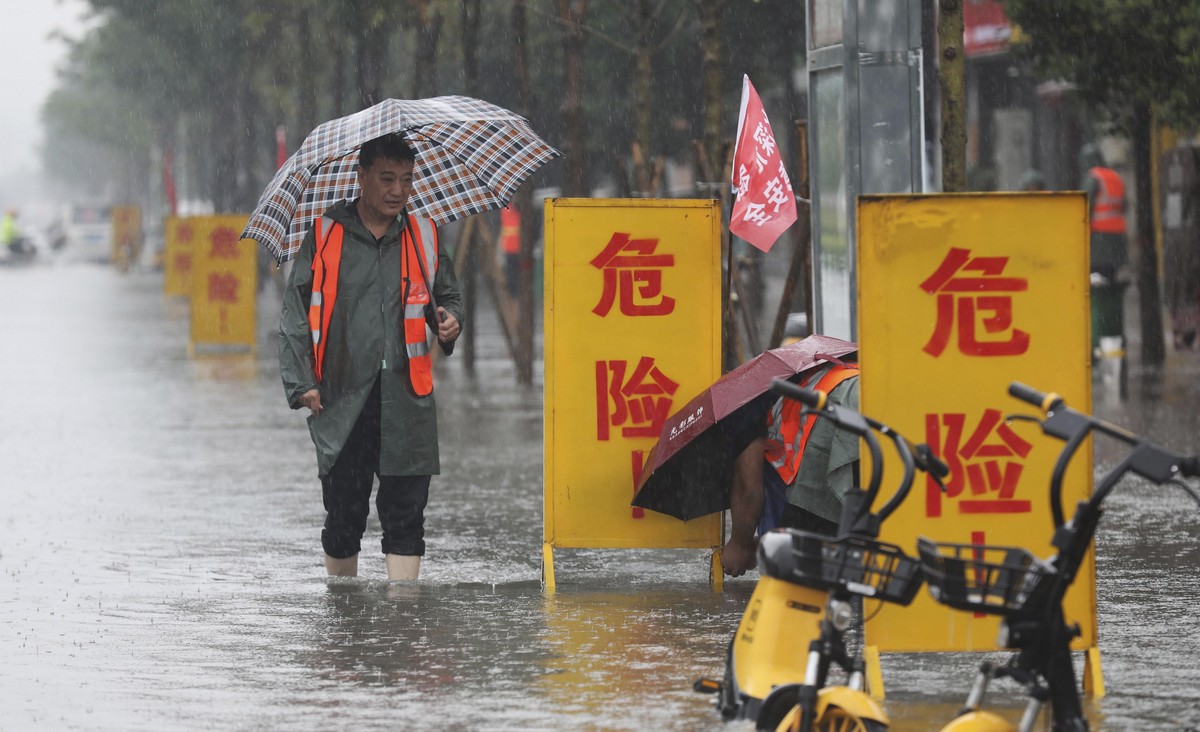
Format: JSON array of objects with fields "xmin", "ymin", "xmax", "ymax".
[{"xmin": 1091, "ymin": 281, "xmax": 1127, "ymax": 354}]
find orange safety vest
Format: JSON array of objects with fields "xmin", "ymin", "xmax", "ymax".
[
  {"xmin": 308, "ymin": 214, "xmax": 439, "ymax": 396},
  {"xmin": 499, "ymin": 205, "xmax": 520, "ymax": 255},
  {"xmin": 763, "ymin": 363, "xmax": 860, "ymax": 486},
  {"xmin": 1089, "ymin": 166, "xmax": 1127, "ymax": 234}
]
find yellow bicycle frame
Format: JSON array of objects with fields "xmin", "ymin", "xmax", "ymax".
[{"xmin": 730, "ymin": 574, "xmax": 827, "ymax": 703}]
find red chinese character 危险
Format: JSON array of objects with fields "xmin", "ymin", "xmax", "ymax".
[
  {"xmin": 208, "ymin": 272, "xmax": 239, "ymax": 304},
  {"xmin": 920, "ymin": 247, "xmax": 1030, "ymax": 357},
  {"xmin": 209, "ymin": 226, "xmax": 240, "ymax": 259},
  {"xmin": 595, "ymin": 357, "xmax": 680, "ymax": 440},
  {"xmin": 591, "ymin": 233, "xmax": 676, "ymax": 317},
  {"xmin": 925, "ymin": 409, "xmax": 1033, "ymax": 517}
]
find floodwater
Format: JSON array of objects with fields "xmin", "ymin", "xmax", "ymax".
[{"xmin": 2, "ymin": 263, "xmax": 1198, "ymax": 731}]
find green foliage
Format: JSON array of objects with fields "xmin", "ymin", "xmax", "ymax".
[
  {"xmin": 42, "ymin": 0, "xmax": 804, "ymax": 205},
  {"xmin": 1001, "ymin": 0, "xmax": 1200, "ymax": 130}
]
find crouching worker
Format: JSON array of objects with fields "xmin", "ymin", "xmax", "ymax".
[
  {"xmin": 278, "ymin": 134, "xmax": 464, "ymax": 580},
  {"xmin": 720, "ymin": 360, "xmax": 860, "ymax": 577}
]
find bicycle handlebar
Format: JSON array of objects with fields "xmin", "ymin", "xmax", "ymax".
[
  {"xmin": 1007, "ymin": 381, "xmax": 1200, "ymax": 528},
  {"xmin": 1185, "ymin": 456, "xmax": 1200, "ymax": 479},
  {"xmin": 769, "ymin": 378, "xmax": 949, "ymax": 528},
  {"xmin": 770, "ymin": 377, "xmax": 824, "ymax": 409},
  {"xmin": 771, "ymin": 379, "xmax": 883, "ymax": 518},
  {"xmin": 1008, "ymin": 382, "xmax": 1064, "ymax": 413}
]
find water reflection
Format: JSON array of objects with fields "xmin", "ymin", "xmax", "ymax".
[
  {"xmin": 2, "ymin": 266, "xmax": 1199, "ymax": 730},
  {"xmin": 537, "ymin": 586, "xmax": 753, "ymax": 730}
]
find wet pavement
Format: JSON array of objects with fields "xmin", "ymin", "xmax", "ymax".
[{"xmin": 2, "ymin": 262, "xmax": 1198, "ymax": 730}]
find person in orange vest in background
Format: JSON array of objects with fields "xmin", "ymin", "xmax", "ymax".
[
  {"xmin": 278, "ymin": 133, "xmax": 464, "ymax": 582},
  {"xmin": 1080, "ymin": 143, "xmax": 1129, "ymax": 282},
  {"xmin": 719, "ymin": 360, "xmax": 860, "ymax": 577},
  {"xmin": 1080, "ymin": 144, "xmax": 1130, "ymax": 357},
  {"xmin": 498, "ymin": 203, "xmax": 521, "ymax": 297}
]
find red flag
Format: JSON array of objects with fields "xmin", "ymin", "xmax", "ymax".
[
  {"xmin": 276, "ymin": 126, "xmax": 288, "ymax": 170},
  {"xmin": 729, "ymin": 75, "xmax": 797, "ymax": 252},
  {"xmin": 162, "ymin": 148, "xmax": 178, "ymax": 216}
]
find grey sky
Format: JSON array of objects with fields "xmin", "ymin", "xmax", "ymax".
[{"xmin": 0, "ymin": 0, "xmax": 89, "ymax": 174}]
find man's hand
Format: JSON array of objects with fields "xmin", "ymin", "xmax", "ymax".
[
  {"xmin": 299, "ymin": 388, "xmax": 323, "ymax": 417},
  {"xmin": 721, "ymin": 537, "xmax": 758, "ymax": 577},
  {"xmin": 437, "ymin": 307, "xmax": 460, "ymax": 342}
]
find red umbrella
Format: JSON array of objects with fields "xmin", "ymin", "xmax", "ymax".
[{"xmin": 631, "ymin": 334, "xmax": 857, "ymax": 521}]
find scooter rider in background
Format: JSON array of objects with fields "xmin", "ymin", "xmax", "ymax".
[{"xmin": 1, "ymin": 209, "xmax": 32, "ymax": 257}]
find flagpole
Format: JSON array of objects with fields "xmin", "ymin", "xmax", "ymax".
[{"xmin": 724, "ymin": 77, "xmax": 753, "ymax": 372}]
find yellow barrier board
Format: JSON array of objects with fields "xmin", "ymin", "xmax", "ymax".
[
  {"xmin": 857, "ymin": 193, "xmax": 1095, "ymax": 653},
  {"xmin": 163, "ymin": 216, "xmax": 195, "ymax": 297},
  {"xmin": 544, "ymin": 199, "xmax": 722, "ymax": 555},
  {"xmin": 111, "ymin": 205, "xmax": 140, "ymax": 269},
  {"xmin": 189, "ymin": 214, "xmax": 255, "ymax": 352}
]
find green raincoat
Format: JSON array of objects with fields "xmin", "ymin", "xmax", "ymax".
[
  {"xmin": 785, "ymin": 375, "xmax": 859, "ymax": 524},
  {"xmin": 278, "ymin": 200, "xmax": 464, "ymax": 478}
]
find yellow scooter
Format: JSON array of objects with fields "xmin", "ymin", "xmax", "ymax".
[{"xmin": 696, "ymin": 378, "xmax": 947, "ymax": 731}]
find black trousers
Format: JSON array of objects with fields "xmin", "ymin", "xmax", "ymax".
[{"xmin": 321, "ymin": 377, "xmax": 430, "ymax": 559}]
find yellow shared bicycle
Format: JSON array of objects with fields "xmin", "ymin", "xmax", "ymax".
[
  {"xmin": 919, "ymin": 382, "xmax": 1200, "ymax": 732},
  {"xmin": 696, "ymin": 378, "xmax": 948, "ymax": 731}
]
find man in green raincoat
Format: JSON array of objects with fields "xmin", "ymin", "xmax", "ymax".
[
  {"xmin": 279, "ymin": 134, "xmax": 464, "ymax": 581},
  {"xmin": 720, "ymin": 366, "xmax": 859, "ymax": 577}
]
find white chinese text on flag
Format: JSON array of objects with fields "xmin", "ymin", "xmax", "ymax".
[{"xmin": 729, "ymin": 75, "xmax": 798, "ymax": 252}]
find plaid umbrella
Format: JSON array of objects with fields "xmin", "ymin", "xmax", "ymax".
[{"xmin": 242, "ymin": 96, "xmax": 561, "ymax": 262}]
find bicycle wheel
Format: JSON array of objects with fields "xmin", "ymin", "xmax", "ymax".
[
  {"xmin": 772, "ymin": 704, "xmax": 887, "ymax": 732},
  {"xmin": 816, "ymin": 705, "xmax": 886, "ymax": 732}
]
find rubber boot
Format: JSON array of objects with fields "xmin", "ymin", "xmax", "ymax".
[
  {"xmin": 325, "ymin": 553, "xmax": 358, "ymax": 577},
  {"xmin": 386, "ymin": 554, "xmax": 421, "ymax": 580}
]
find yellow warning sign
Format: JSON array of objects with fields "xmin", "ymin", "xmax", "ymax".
[
  {"xmin": 163, "ymin": 216, "xmax": 196, "ymax": 297},
  {"xmin": 189, "ymin": 214, "xmax": 256, "ymax": 352},
  {"xmin": 857, "ymin": 193, "xmax": 1094, "ymax": 653},
  {"xmin": 543, "ymin": 199, "xmax": 723, "ymax": 559},
  {"xmin": 111, "ymin": 205, "xmax": 140, "ymax": 270}
]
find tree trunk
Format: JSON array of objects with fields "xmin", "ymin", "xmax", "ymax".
[
  {"xmin": 211, "ymin": 69, "xmax": 239, "ymax": 213},
  {"xmin": 235, "ymin": 39, "xmax": 260, "ymax": 211},
  {"xmin": 1132, "ymin": 102, "xmax": 1166, "ymax": 365},
  {"xmin": 461, "ymin": 0, "xmax": 480, "ymax": 97},
  {"xmin": 413, "ymin": 0, "xmax": 445, "ymax": 99},
  {"xmin": 937, "ymin": 0, "xmax": 965, "ymax": 192},
  {"xmin": 556, "ymin": 0, "xmax": 589, "ymax": 197},
  {"xmin": 332, "ymin": 38, "xmax": 346, "ymax": 117},
  {"xmin": 695, "ymin": 0, "xmax": 724, "ymax": 190},
  {"xmin": 512, "ymin": 0, "xmax": 537, "ymax": 386},
  {"xmin": 354, "ymin": 18, "xmax": 370, "ymax": 106},
  {"xmin": 770, "ymin": 121, "xmax": 811, "ymax": 348},
  {"xmin": 296, "ymin": 6, "xmax": 319, "ymax": 136},
  {"xmin": 633, "ymin": 0, "xmax": 655, "ymax": 195},
  {"xmin": 355, "ymin": 12, "xmax": 387, "ymax": 107},
  {"xmin": 459, "ymin": 0, "xmax": 481, "ymax": 374}
]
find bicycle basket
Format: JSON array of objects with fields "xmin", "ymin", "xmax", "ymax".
[
  {"xmin": 758, "ymin": 529, "xmax": 924, "ymax": 606},
  {"xmin": 916, "ymin": 537, "xmax": 1056, "ymax": 616}
]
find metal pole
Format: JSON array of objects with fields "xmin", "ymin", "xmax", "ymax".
[{"xmin": 938, "ymin": 0, "xmax": 966, "ymax": 192}]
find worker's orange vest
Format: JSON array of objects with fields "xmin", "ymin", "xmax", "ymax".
[
  {"xmin": 308, "ymin": 214, "xmax": 439, "ymax": 396},
  {"xmin": 763, "ymin": 363, "xmax": 860, "ymax": 486},
  {"xmin": 499, "ymin": 205, "xmax": 520, "ymax": 255},
  {"xmin": 1089, "ymin": 166, "xmax": 1127, "ymax": 234}
]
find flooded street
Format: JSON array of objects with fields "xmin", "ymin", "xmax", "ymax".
[{"xmin": 3, "ymin": 263, "xmax": 1199, "ymax": 730}]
